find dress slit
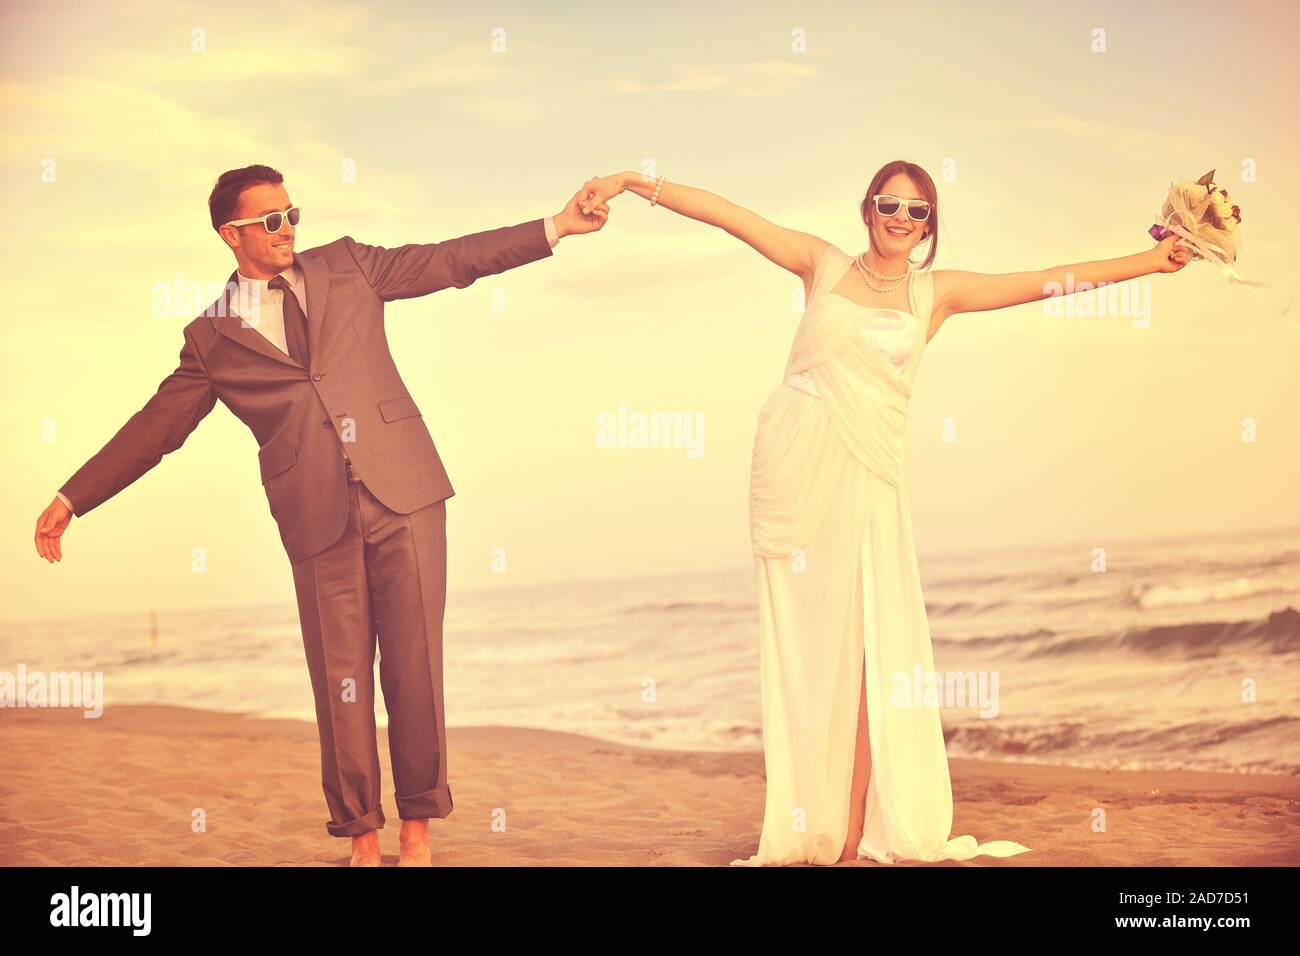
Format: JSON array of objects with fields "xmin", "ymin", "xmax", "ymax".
[{"xmin": 842, "ymin": 653, "xmax": 872, "ymax": 860}]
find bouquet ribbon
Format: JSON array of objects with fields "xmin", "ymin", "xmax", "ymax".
[{"xmin": 1149, "ymin": 216, "xmax": 1296, "ymax": 331}]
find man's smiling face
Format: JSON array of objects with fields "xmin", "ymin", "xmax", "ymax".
[{"xmin": 222, "ymin": 181, "xmax": 296, "ymax": 278}]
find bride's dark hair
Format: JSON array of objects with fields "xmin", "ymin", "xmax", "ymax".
[{"xmin": 859, "ymin": 161, "xmax": 939, "ymax": 270}]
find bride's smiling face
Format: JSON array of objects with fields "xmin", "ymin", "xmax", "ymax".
[{"xmin": 867, "ymin": 173, "xmax": 930, "ymax": 255}]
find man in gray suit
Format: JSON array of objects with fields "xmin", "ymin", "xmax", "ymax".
[{"xmin": 33, "ymin": 164, "xmax": 610, "ymax": 866}]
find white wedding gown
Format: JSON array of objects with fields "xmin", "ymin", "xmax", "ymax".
[{"xmin": 731, "ymin": 244, "xmax": 1032, "ymax": 865}]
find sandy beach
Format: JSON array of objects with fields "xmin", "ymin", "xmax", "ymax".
[{"xmin": 1, "ymin": 704, "xmax": 1297, "ymax": 867}]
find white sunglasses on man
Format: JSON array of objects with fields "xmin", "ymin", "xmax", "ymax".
[{"xmin": 223, "ymin": 205, "xmax": 301, "ymax": 234}]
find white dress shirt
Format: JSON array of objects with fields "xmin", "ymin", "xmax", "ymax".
[{"xmin": 56, "ymin": 216, "xmax": 561, "ymax": 511}]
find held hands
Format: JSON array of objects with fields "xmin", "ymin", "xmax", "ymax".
[
  {"xmin": 35, "ymin": 496, "xmax": 72, "ymax": 563},
  {"xmin": 554, "ymin": 178, "xmax": 612, "ymax": 238},
  {"xmin": 1152, "ymin": 234, "xmax": 1193, "ymax": 274},
  {"xmin": 579, "ymin": 173, "xmax": 629, "ymax": 216}
]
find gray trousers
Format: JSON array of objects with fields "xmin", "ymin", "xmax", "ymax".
[{"xmin": 290, "ymin": 461, "xmax": 452, "ymax": 836}]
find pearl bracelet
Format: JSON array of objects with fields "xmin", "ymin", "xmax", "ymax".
[{"xmin": 650, "ymin": 175, "xmax": 665, "ymax": 206}]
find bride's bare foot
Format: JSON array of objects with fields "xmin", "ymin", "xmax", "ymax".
[
  {"xmin": 839, "ymin": 822, "xmax": 864, "ymax": 862},
  {"xmin": 350, "ymin": 829, "xmax": 381, "ymax": 867},
  {"xmin": 398, "ymin": 818, "xmax": 432, "ymax": 867}
]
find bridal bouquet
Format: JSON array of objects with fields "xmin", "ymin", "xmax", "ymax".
[
  {"xmin": 1147, "ymin": 169, "xmax": 1241, "ymax": 264},
  {"xmin": 1148, "ymin": 169, "xmax": 1294, "ymax": 328}
]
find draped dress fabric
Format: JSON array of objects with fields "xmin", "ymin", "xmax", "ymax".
[{"xmin": 731, "ymin": 244, "xmax": 1032, "ymax": 865}]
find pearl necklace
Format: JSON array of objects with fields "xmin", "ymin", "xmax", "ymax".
[{"xmin": 855, "ymin": 253, "xmax": 911, "ymax": 293}]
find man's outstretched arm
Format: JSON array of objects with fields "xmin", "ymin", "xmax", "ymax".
[
  {"xmin": 36, "ymin": 326, "xmax": 218, "ymax": 562},
  {"xmin": 341, "ymin": 182, "xmax": 609, "ymax": 301}
]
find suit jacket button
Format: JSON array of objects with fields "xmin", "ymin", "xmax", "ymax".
[
  {"xmin": 322, "ymin": 419, "xmax": 332, "ymax": 429},
  {"xmin": 312, "ymin": 372, "xmax": 323, "ymax": 381}
]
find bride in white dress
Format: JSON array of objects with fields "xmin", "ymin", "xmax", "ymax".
[{"xmin": 577, "ymin": 163, "xmax": 1191, "ymax": 865}]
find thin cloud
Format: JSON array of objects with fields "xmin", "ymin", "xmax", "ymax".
[
  {"xmin": 1027, "ymin": 111, "xmax": 1211, "ymax": 161},
  {"xmin": 615, "ymin": 60, "xmax": 818, "ymax": 97}
]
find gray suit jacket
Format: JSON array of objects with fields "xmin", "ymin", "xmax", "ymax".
[{"xmin": 59, "ymin": 218, "xmax": 554, "ymax": 564}]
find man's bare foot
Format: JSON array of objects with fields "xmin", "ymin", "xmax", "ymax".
[
  {"xmin": 398, "ymin": 818, "xmax": 432, "ymax": 867},
  {"xmin": 350, "ymin": 829, "xmax": 381, "ymax": 867}
]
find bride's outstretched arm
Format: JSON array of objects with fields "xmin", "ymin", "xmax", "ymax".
[
  {"xmin": 932, "ymin": 236, "xmax": 1192, "ymax": 323},
  {"xmin": 580, "ymin": 171, "xmax": 828, "ymax": 285}
]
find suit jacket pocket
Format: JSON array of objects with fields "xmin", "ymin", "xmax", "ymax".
[
  {"xmin": 325, "ymin": 289, "xmax": 367, "ymax": 310},
  {"xmin": 258, "ymin": 441, "xmax": 298, "ymax": 483},
  {"xmin": 378, "ymin": 395, "xmax": 422, "ymax": 422}
]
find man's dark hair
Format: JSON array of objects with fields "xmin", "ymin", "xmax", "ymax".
[{"xmin": 208, "ymin": 164, "xmax": 284, "ymax": 232}]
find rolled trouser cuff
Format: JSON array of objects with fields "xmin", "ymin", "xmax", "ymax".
[
  {"xmin": 395, "ymin": 784, "xmax": 453, "ymax": 820},
  {"xmin": 326, "ymin": 804, "xmax": 386, "ymax": 837}
]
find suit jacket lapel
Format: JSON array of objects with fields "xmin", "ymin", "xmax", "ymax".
[
  {"xmin": 206, "ymin": 254, "xmax": 331, "ymax": 371},
  {"xmin": 298, "ymin": 251, "xmax": 330, "ymax": 365}
]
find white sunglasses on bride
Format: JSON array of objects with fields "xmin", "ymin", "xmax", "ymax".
[{"xmin": 871, "ymin": 194, "xmax": 931, "ymax": 222}]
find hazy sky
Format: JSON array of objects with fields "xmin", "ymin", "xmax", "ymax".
[{"xmin": 3, "ymin": 0, "xmax": 1298, "ymax": 619}]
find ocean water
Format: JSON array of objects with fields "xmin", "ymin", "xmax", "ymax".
[{"xmin": 4, "ymin": 524, "xmax": 1298, "ymax": 775}]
